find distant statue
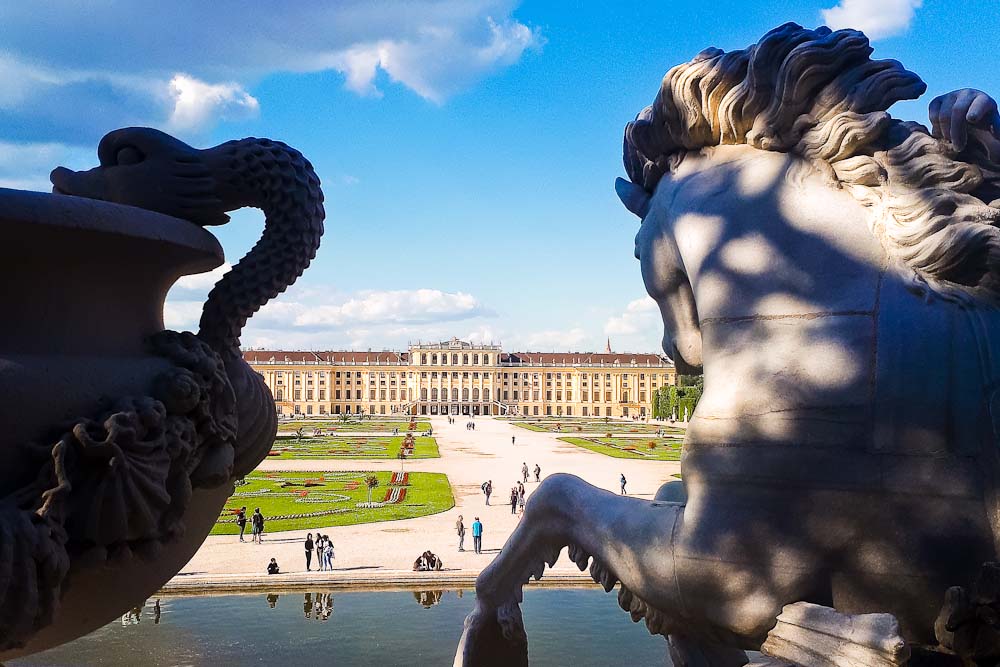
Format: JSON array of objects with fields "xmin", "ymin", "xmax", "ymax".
[
  {"xmin": 457, "ymin": 23, "xmax": 1000, "ymax": 666},
  {"xmin": 0, "ymin": 128, "xmax": 323, "ymax": 658}
]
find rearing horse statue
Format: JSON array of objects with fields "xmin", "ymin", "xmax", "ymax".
[{"xmin": 457, "ymin": 23, "xmax": 1000, "ymax": 665}]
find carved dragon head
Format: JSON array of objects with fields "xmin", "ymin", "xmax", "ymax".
[{"xmin": 50, "ymin": 127, "xmax": 230, "ymax": 226}]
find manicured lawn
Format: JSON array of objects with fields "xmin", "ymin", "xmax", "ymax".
[
  {"xmin": 278, "ymin": 419, "xmax": 432, "ymax": 433},
  {"xmin": 558, "ymin": 436, "xmax": 683, "ymax": 460},
  {"xmin": 513, "ymin": 420, "xmax": 684, "ymax": 435},
  {"xmin": 266, "ymin": 435, "xmax": 439, "ymax": 460},
  {"xmin": 214, "ymin": 470, "xmax": 455, "ymax": 534}
]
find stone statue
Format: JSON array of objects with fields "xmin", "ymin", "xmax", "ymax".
[
  {"xmin": 457, "ymin": 23, "xmax": 1000, "ymax": 666},
  {"xmin": 0, "ymin": 128, "xmax": 323, "ymax": 657}
]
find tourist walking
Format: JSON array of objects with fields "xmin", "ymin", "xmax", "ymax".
[
  {"xmin": 510, "ymin": 486, "xmax": 518, "ymax": 514},
  {"xmin": 620, "ymin": 474, "xmax": 627, "ymax": 495},
  {"xmin": 518, "ymin": 487, "xmax": 526, "ymax": 515},
  {"xmin": 482, "ymin": 479, "xmax": 493, "ymax": 505},
  {"xmin": 456, "ymin": 515, "xmax": 466, "ymax": 551},
  {"xmin": 251, "ymin": 508, "xmax": 265, "ymax": 543},
  {"xmin": 304, "ymin": 533, "xmax": 314, "ymax": 571},
  {"xmin": 512, "ymin": 435, "xmax": 516, "ymax": 446},
  {"xmin": 534, "ymin": 464, "xmax": 541, "ymax": 482},
  {"xmin": 521, "ymin": 462, "xmax": 529, "ymax": 483},
  {"xmin": 236, "ymin": 506, "xmax": 247, "ymax": 542},
  {"xmin": 472, "ymin": 517, "xmax": 483, "ymax": 554}
]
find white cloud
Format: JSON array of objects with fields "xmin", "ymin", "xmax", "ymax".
[
  {"xmin": 163, "ymin": 300, "xmax": 205, "ymax": 331},
  {"xmin": 604, "ymin": 297, "xmax": 658, "ymax": 336},
  {"xmin": 0, "ymin": 2, "xmax": 542, "ymax": 147},
  {"xmin": 821, "ymin": 0, "xmax": 922, "ymax": 40},
  {"xmin": 0, "ymin": 140, "xmax": 93, "ymax": 192},
  {"xmin": 172, "ymin": 263, "xmax": 233, "ymax": 293},
  {"xmin": 519, "ymin": 327, "xmax": 588, "ymax": 350},
  {"xmin": 166, "ymin": 75, "xmax": 259, "ymax": 132},
  {"xmin": 294, "ymin": 289, "xmax": 488, "ymax": 326},
  {"xmin": 330, "ymin": 16, "xmax": 540, "ymax": 103},
  {"xmin": 165, "ymin": 285, "xmax": 492, "ymax": 340}
]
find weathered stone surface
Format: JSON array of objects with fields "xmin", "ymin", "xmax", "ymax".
[
  {"xmin": 761, "ymin": 602, "xmax": 909, "ymax": 667},
  {"xmin": 457, "ymin": 20, "xmax": 1000, "ymax": 666}
]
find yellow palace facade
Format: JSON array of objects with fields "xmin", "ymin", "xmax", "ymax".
[{"xmin": 243, "ymin": 338, "xmax": 676, "ymax": 418}]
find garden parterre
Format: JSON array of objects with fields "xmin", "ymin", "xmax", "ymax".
[
  {"xmin": 215, "ymin": 471, "xmax": 454, "ymax": 534},
  {"xmin": 267, "ymin": 435, "xmax": 439, "ymax": 459},
  {"xmin": 558, "ymin": 436, "xmax": 683, "ymax": 460}
]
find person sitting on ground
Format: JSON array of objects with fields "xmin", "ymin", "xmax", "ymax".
[
  {"xmin": 413, "ymin": 550, "xmax": 444, "ymax": 571},
  {"xmin": 267, "ymin": 558, "xmax": 280, "ymax": 575}
]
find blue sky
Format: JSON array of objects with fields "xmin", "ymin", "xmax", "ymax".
[{"xmin": 3, "ymin": 0, "xmax": 998, "ymax": 353}]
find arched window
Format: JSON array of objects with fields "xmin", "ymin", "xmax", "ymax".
[
  {"xmin": 463, "ymin": 354, "xmax": 469, "ymax": 365},
  {"xmin": 473, "ymin": 354, "xmax": 479, "ymax": 364},
  {"xmin": 473, "ymin": 388, "xmax": 480, "ymax": 400},
  {"xmin": 431, "ymin": 354, "xmax": 438, "ymax": 364},
  {"xmin": 484, "ymin": 388, "xmax": 490, "ymax": 401},
  {"xmin": 452, "ymin": 387, "xmax": 459, "ymax": 400},
  {"xmin": 431, "ymin": 388, "xmax": 438, "ymax": 400},
  {"xmin": 421, "ymin": 388, "xmax": 428, "ymax": 400},
  {"xmin": 275, "ymin": 389, "xmax": 283, "ymax": 401},
  {"xmin": 421, "ymin": 354, "xmax": 427, "ymax": 364},
  {"xmin": 452, "ymin": 354, "xmax": 459, "ymax": 365},
  {"xmin": 483, "ymin": 354, "xmax": 490, "ymax": 365},
  {"xmin": 462, "ymin": 388, "xmax": 469, "ymax": 400}
]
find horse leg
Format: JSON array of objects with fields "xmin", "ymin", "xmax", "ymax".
[{"xmin": 455, "ymin": 473, "xmax": 687, "ymax": 666}]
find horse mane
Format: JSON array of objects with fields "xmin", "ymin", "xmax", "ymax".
[{"xmin": 624, "ymin": 22, "xmax": 1000, "ymax": 304}]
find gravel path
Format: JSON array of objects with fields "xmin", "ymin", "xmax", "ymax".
[{"xmin": 172, "ymin": 416, "xmax": 682, "ymax": 589}]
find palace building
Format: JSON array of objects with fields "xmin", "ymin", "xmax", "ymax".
[{"xmin": 244, "ymin": 338, "xmax": 676, "ymax": 418}]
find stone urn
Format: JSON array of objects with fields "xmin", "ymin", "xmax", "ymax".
[{"xmin": 0, "ymin": 127, "xmax": 324, "ymax": 658}]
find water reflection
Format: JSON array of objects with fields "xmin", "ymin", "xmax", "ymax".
[
  {"xmin": 413, "ymin": 590, "xmax": 444, "ymax": 608},
  {"xmin": 303, "ymin": 592, "xmax": 334, "ymax": 621},
  {"xmin": 13, "ymin": 589, "xmax": 670, "ymax": 667}
]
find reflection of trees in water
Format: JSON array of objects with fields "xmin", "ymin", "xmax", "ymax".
[
  {"xmin": 303, "ymin": 592, "xmax": 333, "ymax": 621},
  {"xmin": 413, "ymin": 590, "xmax": 444, "ymax": 608}
]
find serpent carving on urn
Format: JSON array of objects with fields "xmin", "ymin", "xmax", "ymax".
[{"xmin": 0, "ymin": 128, "xmax": 324, "ymax": 652}]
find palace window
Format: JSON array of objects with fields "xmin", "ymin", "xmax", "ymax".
[
  {"xmin": 483, "ymin": 354, "xmax": 490, "ymax": 364},
  {"xmin": 369, "ymin": 390, "xmax": 376, "ymax": 400},
  {"xmin": 307, "ymin": 405, "xmax": 313, "ymax": 415},
  {"xmin": 473, "ymin": 354, "xmax": 479, "ymax": 364},
  {"xmin": 556, "ymin": 391, "xmax": 562, "ymax": 401},
  {"xmin": 513, "ymin": 390, "xmax": 519, "ymax": 400},
  {"xmin": 422, "ymin": 354, "xmax": 428, "ymax": 364},
  {"xmin": 306, "ymin": 390, "xmax": 313, "ymax": 400},
  {"xmin": 432, "ymin": 354, "xmax": 438, "ymax": 364},
  {"xmin": 431, "ymin": 388, "xmax": 438, "ymax": 400},
  {"xmin": 533, "ymin": 391, "xmax": 540, "ymax": 400},
  {"xmin": 421, "ymin": 388, "xmax": 428, "ymax": 400},
  {"xmin": 452, "ymin": 354, "xmax": 459, "ymax": 365},
  {"xmin": 275, "ymin": 389, "xmax": 283, "ymax": 400},
  {"xmin": 294, "ymin": 390, "xmax": 301, "ymax": 400},
  {"xmin": 484, "ymin": 388, "xmax": 490, "ymax": 401},
  {"xmin": 473, "ymin": 388, "xmax": 480, "ymax": 400},
  {"xmin": 640, "ymin": 392, "xmax": 646, "ymax": 402},
  {"xmin": 503, "ymin": 391, "xmax": 509, "ymax": 400},
  {"xmin": 462, "ymin": 388, "xmax": 469, "ymax": 400},
  {"xmin": 463, "ymin": 354, "xmax": 469, "ymax": 365},
  {"xmin": 546, "ymin": 391, "xmax": 552, "ymax": 400},
  {"xmin": 452, "ymin": 388, "xmax": 459, "ymax": 400}
]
